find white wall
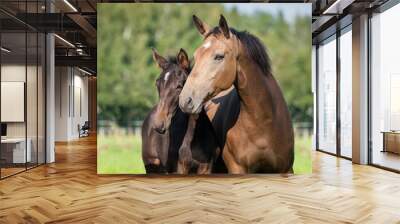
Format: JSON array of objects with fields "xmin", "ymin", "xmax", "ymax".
[
  {"xmin": 55, "ymin": 67, "xmax": 89, "ymax": 141},
  {"xmin": 1, "ymin": 65, "xmax": 37, "ymax": 138},
  {"xmin": 1, "ymin": 66, "xmax": 26, "ymax": 136},
  {"xmin": 1, "ymin": 63, "xmax": 46, "ymax": 164},
  {"xmin": 55, "ymin": 67, "xmax": 69, "ymax": 141},
  {"xmin": 72, "ymin": 73, "xmax": 89, "ymax": 138}
]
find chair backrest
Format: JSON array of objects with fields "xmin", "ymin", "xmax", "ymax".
[{"xmin": 82, "ymin": 121, "xmax": 90, "ymax": 129}]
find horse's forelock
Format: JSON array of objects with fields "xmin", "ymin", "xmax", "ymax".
[{"xmin": 204, "ymin": 27, "xmax": 271, "ymax": 76}]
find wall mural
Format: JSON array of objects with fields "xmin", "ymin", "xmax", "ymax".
[{"xmin": 97, "ymin": 3, "xmax": 312, "ymax": 174}]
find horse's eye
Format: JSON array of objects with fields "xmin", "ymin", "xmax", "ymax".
[
  {"xmin": 214, "ymin": 54, "xmax": 224, "ymax": 61},
  {"xmin": 177, "ymin": 84, "xmax": 183, "ymax": 89}
]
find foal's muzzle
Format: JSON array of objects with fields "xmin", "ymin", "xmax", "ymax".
[
  {"xmin": 154, "ymin": 122, "xmax": 166, "ymax": 134},
  {"xmin": 152, "ymin": 114, "xmax": 166, "ymax": 134}
]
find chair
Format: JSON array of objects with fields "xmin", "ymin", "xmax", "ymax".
[{"xmin": 79, "ymin": 121, "xmax": 90, "ymax": 138}]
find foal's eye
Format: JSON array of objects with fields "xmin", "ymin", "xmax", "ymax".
[{"xmin": 214, "ymin": 54, "xmax": 224, "ymax": 61}]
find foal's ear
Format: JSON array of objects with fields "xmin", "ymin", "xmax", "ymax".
[
  {"xmin": 177, "ymin": 48, "xmax": 190, "ymax": 71},
  {"xmin": 219, "ymin": 15, "xmax": 230, "ymax": 39},
  {"xmin": 152, "ymin": 48, "xmax": 168, "ymax": 70},
  {"xmin": 193, "ymin": 15, "xmax": 210, "ymax": 37}
]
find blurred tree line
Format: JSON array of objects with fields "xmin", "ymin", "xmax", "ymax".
[{"xmin": 98, "ymin": 4, "xmax": 312, "ymax": 125}]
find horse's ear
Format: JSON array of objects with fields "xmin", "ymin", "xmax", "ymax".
[
  {"xmin": 177, "ymin": 48, "xmax": 190, "ymax": 71},
  {"xmin": 152, "ymin": 48, "xmax": 168, "ymax": 70},
  {"xmin": 193, "ymin": 15, "xmax": 210, "ymax": 37},
  {"xmin": 219, "ymin": 15, "xmax": 230, "ymax": 39}
]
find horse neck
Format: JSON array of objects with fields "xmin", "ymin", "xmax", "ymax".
[{"xmin": 235, "ymin": 55, "xmax": 278, "ymax": 125}]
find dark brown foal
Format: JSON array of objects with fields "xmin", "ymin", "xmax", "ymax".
[{"xmin": 141, "ymin": 49, "xmax": 223, "ymax": 174}]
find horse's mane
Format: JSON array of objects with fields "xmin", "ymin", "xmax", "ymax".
[
  {"xmin": 205, "ymin": 27, "xmax": 271, "ymax": 76},
  {"xmin": 167, "ymin": 56, "xmax": 178, "ymax": 65}
]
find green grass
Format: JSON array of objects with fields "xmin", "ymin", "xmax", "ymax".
[
  {"xmin": 97, "ymin": 134, "xmax": 312, "ymax": 174},
  {"xmin": 293, "ymin": 135, "xmax": 312, "ymax": 174},
  {"xmin": 97, "ymin": 134, "xmax": 145, "ymax": 174}
]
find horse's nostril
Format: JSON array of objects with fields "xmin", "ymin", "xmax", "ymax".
[
  {"xmin": 154, "ymin": 121, "xmax": 166, "ymax": 134},
  {"xmin": 186, "ymin": 97, "xmax": 193, "ymax": 109}
]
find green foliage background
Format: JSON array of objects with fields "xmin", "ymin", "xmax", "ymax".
[{"xmin": 98, "ymin": 3, "xmax": 312, "ymax": 124}]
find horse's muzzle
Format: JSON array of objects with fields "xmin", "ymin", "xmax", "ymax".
[{"xmin": 179, "ymin": 96, "xmax": 194, "ymax": 112}]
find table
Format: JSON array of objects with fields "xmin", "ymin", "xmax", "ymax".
[
  {"xmin": 1, "ymin": 138, "xmax": 31, "ymax": 164},
  {"xmin": 381, "ymin": 131, "xmax": 400, "ymax": 154}
]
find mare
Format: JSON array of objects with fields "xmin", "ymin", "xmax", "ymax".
[{"xmin": 179, "ymin": 15, "xmax": 294, "ymax": 174}]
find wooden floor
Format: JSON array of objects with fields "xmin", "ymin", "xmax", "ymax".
[
  {"xmin": 1, "ymin": 135, "xmax": 400, "ymax": 223},
  {"xmin": 1, "ymin": 167, "xmax": 26, "ymax": 178}
]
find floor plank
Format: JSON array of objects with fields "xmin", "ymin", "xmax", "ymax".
[{"xmin": 0, "ymin": 135, "xmax": 399, "ymax": 223}]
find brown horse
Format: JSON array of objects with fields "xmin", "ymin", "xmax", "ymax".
[
  {"xmin": 141, "ymin": 48, "xmax": 222, "ymax": 174},
  {"xmin": 179, "ymin": 15, "xmax": 294, "ymax": 174}
]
